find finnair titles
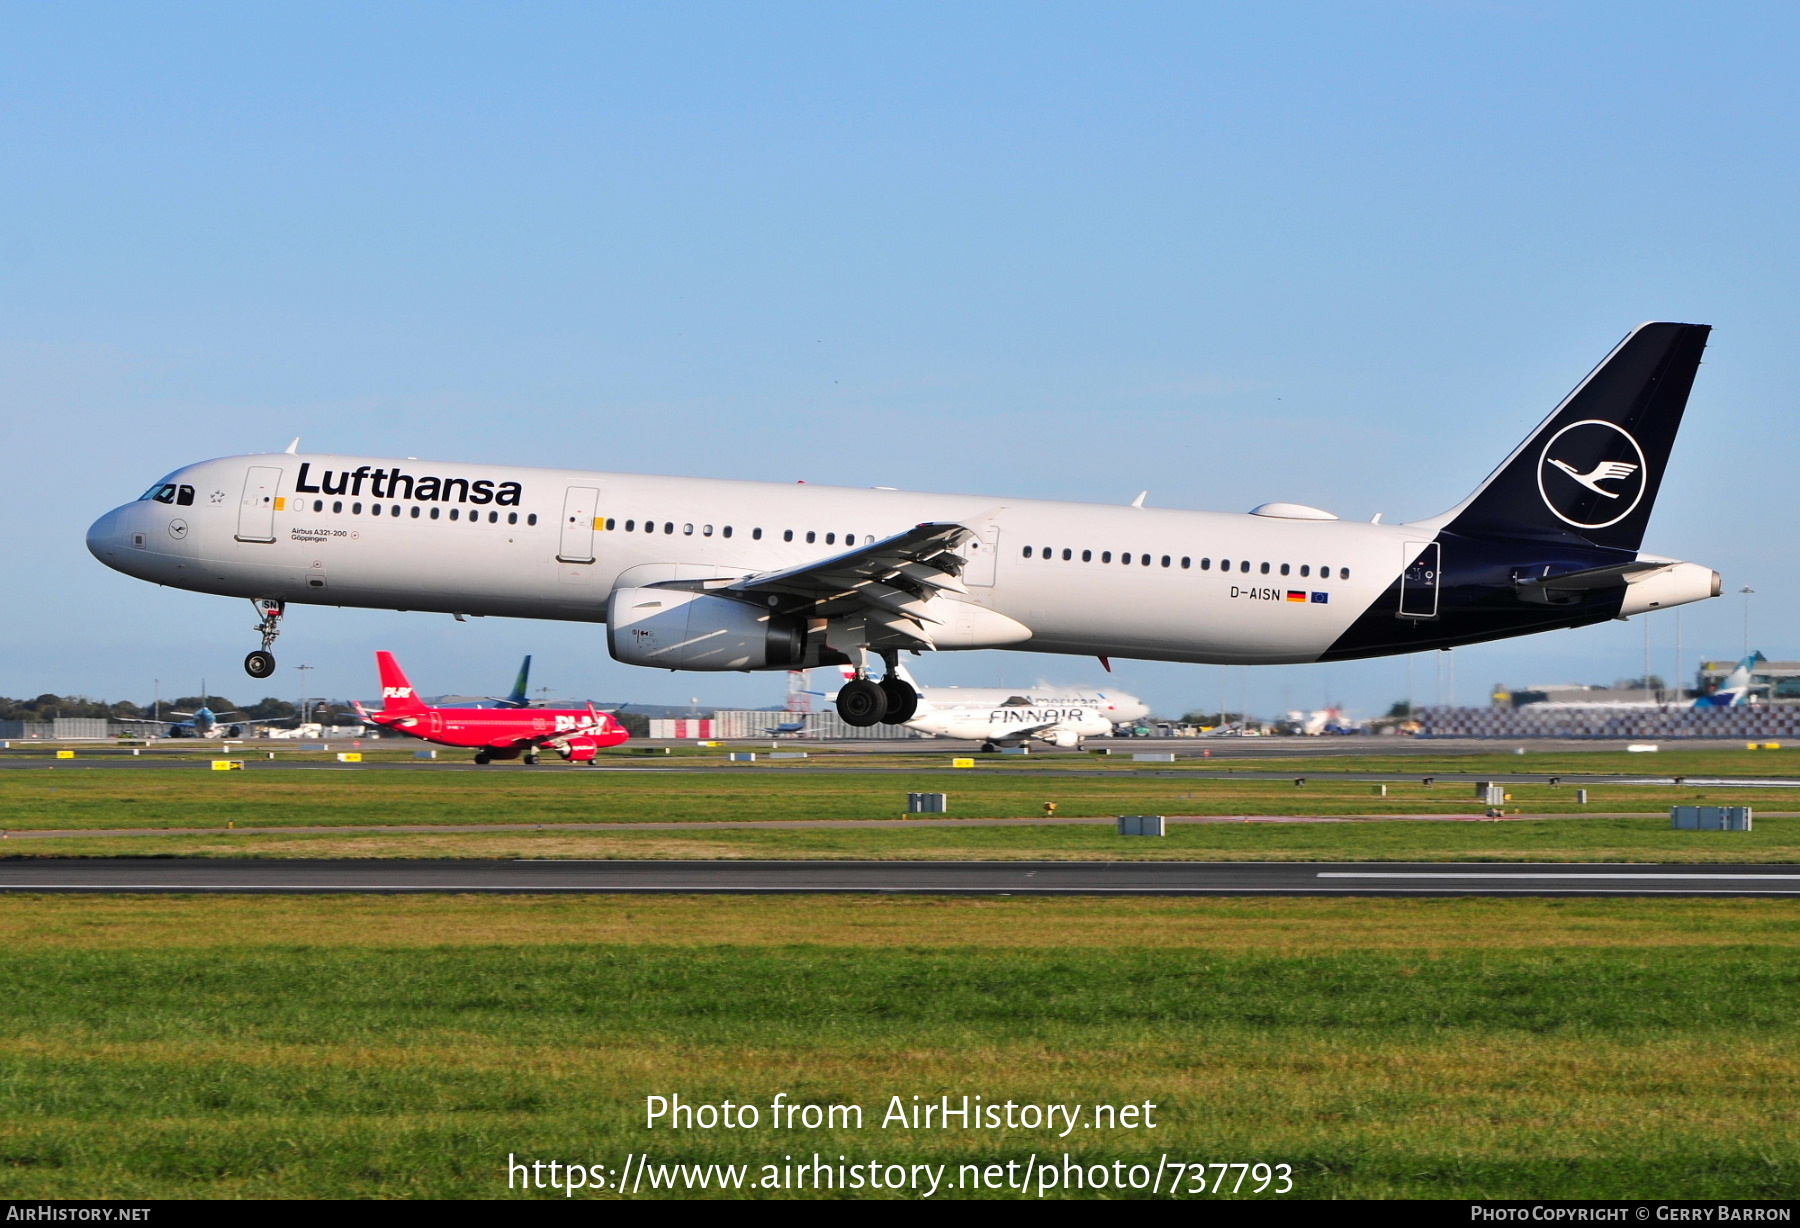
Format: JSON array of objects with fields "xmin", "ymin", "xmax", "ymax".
[{"xmin": 88, "ymin": 323, "xmax": 1722, "ymax": 729}]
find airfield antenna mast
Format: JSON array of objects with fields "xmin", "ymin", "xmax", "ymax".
[{"xmin": 786, "ymin": 670, "xmax": 812, "ymax": 714}]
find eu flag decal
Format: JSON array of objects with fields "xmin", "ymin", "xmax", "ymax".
[
  {"xmin": 1286, "ymin": 590, "xmax": 1307, "ymax": 603},
  {"xmin": 1311, "ymin": 592, "xmax": 1329, "ymax": 604}
]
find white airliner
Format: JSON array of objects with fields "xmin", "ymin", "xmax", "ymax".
[
  {"xmin": 86, "ymin": 323, "xmax": 1722, "ymax": 729},
  {"xmin": 829, "ymin": 665, "xmax": 1149, "ymax": 749}
]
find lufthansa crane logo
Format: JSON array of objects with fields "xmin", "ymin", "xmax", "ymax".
[{"xmin": 1536, "ymin": 419, "xmax": 1647, "ymax": 529}]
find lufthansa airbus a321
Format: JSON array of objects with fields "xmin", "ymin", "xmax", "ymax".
[{"xmin": 87, "ymin": 323, "xmax": 1722, "ymax": 729}]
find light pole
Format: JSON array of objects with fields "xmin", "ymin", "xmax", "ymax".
[
  {"xmin": 296, "ymin": 664, "xmax": 314, "ymax": 726},
  {"xmin": 1740, "ymin": 587, "xmax": 1755, "ymax": 659}
]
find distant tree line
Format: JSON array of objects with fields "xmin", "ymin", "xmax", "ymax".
[{"xmin": 0, "ymin": 694, "xmax": 348, "ymax": 723}]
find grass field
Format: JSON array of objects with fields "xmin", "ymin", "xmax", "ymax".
[
  {"xmin": 1, "ymin": 893, "xmax": 1797, "ymax": 1199},
  {"xmin": 5, "ymin": 752, "xmax": 1800, "ymax": 862},
  {"xmin": 16, "ymin": 813, "xmax": 1800, "ymax": 863},
  {"xmin": 6, "ymin": 750, "xmax": 1798, "ymax": 1199}
]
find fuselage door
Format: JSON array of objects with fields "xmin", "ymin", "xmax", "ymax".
[
  {"xmin": 557, "ymin": 486, "xmax": 600, "ymax": 564},
  {"xmin": 965, "ymin": 526, "xmax": 1000, "ymax": 587},
  {"xmin": 1398, "ymin": 541, "xmax": 1441, "ymax": 619},
  {"xmin": 235, "ymin": 466, "xmax": 283, "ymax": 543}
]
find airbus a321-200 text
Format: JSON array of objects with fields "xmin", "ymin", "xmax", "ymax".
[{"xmin": 87, "ymin": 322, "xmax": 1722, "ymax": 729}]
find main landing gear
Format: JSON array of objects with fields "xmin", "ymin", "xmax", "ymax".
[
  {"xmin": 835, "ymin": 652, "xmax": 919, "ymax": 728},
  {"xmin": 244, "ymin": 599, "xmax": 285, "ymax": 679}
]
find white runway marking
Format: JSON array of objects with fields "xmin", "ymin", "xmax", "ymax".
[{"xmin": 1319, "ymin": 872, "xmax": 1800, "ymax": 881}]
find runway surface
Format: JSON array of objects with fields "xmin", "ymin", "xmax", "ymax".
[{"xmin": 4, "ymin": 858, "xmax": 1799, "ymax": 895}]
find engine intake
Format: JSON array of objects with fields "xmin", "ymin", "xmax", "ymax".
[{"xmin": 607, "ymin": 588, "xmax": 805, "ymax": 671}]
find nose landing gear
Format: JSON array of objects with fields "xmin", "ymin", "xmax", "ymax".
[{"xmin": 244, "ymin": 599, "xmax": 284, "ymax": 678}]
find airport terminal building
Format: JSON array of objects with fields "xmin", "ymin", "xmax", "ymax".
[{"xmin": 1422, "ymin": 657, "xmax": 1800, "ymax": 739}]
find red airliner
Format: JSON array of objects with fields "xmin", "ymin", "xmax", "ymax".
[{"xmin": 355, "ymin": 652, "xmax": 629, "ymax": 764}]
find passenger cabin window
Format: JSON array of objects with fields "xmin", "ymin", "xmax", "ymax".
[
  {"xmin": 1259, "ymin": 562, "xmax": 1269, "ymax": 574},
  {"xmin": 1062, "ymin": 549, "xmax": 1072, "ymax": 560},
  {"xmin": 684, "ymin": 523, "xmax": 694, "ymax": 535},
  {"xmin": 527, "ymin": 514, "xmax": 536, "ymax": 525},
  {"xmin": 1161, "ymin": 555, "xmax": 1171, "ymax": 568},
  {"xmin": 1101, "ymin": 551, "xmax": 1112, "ymax": 563},
  {"xmin": 1201, "ymin": 558, "xmax": 1210, "ymax": 569},
  {"xmin": 1081, "ymin": 550, "xmax": 1091, "ymax": 562},
  {"xmin": 371, "ymin": 504, "xmax": 381, "ymax": 516},
  {"xmin": 1220, "ymin": 559, "xmax": 1229, "ymax": 570},
  {"xmin": 703, "ymin": 524, "xmax": 713, "ymax": 536},
  {"xmin": 1340, "ymin": 568, "xmax": 1350, "ymax": 580},
  {"xmin": 722, "ymin": 526, "xmax": 732, "ymax": 538},
  {"xmin": 1240, "ymin": 560, "xmax": 1250, "ymax": 573},
  {"xmin": 411, "ymin": 506, "xmax": 420, "ymax": 518},
  {"xmin": 1022, "ymin": 546, "xmax": 1033, "ymax": 558},
  {"xmin": 314, "ymin": 500, "xmax": 324, "ymax": 512},
  {"xmin": 449, "ymin": 508, "xmax": 459, "ymax": 521},
  {"xmin": 511, "ymin": 513, "xmax": 521, "ymax": 525},
  {"xmin": 333, "ymin": 501, "xmax": 343, "ymax": 514},
  {"xmin": 664, "ymin": 522, "xmax": 674, "ymax": 534},
  {"xmin": 1279, "ymin": 563, "xmax": 1289, "ymax": 576},
  {"xmin": 783, "ymin": 530, "xmax": 793, "ymax": 541},
  {"xmin": 1181, "ymin": 557, "xmax": 1191, "ymax": 569},
  {"xmin": 431, "ymin": 507, "xmax": 440, "ymax": 519},
  {"xmin": 826, "ymin": 533, "xmax": 836, "ymax": 545},
  {"xmin": 1299, "ymin": 565, "xmax": 1309, "ymax": 577},
  {"xmin": 1141, "ymin": 554, "xmax": 1151, "ymax": 566},
  {"xmin": 805, "ymin": 531, "xmax": 815, "ymax": 543},
  {"xmin": 751, "ymin": 528, "xmax": 760, "ymax": 539}
]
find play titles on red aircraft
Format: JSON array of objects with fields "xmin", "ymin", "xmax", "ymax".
[{"xmin": 356, "ymin": 652, "xmax": 629, "ymax": 764}]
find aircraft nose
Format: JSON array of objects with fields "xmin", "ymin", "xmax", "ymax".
[{"xmin": 86, "ymin": 505, "xmax": 130, "ymax": 564}]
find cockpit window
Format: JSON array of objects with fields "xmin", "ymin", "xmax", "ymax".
[{"xmin": 143, "ymin": 483, "xmax": 179, "ymax": 504}]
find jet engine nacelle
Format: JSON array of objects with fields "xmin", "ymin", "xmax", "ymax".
[{"xmin": 607, "ymin": 588, "xmax": 806, "ymax": 671}]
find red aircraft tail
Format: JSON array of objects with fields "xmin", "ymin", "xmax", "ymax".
[{"xmin": 374, "ymin": 652, "xmax": 430, "ymax": 715}]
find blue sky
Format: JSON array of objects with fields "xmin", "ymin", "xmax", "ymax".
[{"xmin": 4, "ymin": 2, "xmax": 1796, "ymax": 717}]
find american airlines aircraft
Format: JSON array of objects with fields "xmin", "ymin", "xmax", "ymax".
[{"xmin": 87, "ymin": 322, "xmax": 1721, "ymax": 728}]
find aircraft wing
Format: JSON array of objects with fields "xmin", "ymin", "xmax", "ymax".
[
  {"xmin": 989, "ymin": 720, "xmax": 1060, "ymax": 743},
  {"xmin": 725, "ymin": 521, "xmax": 976, "ymax": 650}
]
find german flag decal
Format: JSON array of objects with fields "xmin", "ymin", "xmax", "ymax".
[{"xmin": 1286, "ymin": 590, "xmax": 1307, "ymax": 603}]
